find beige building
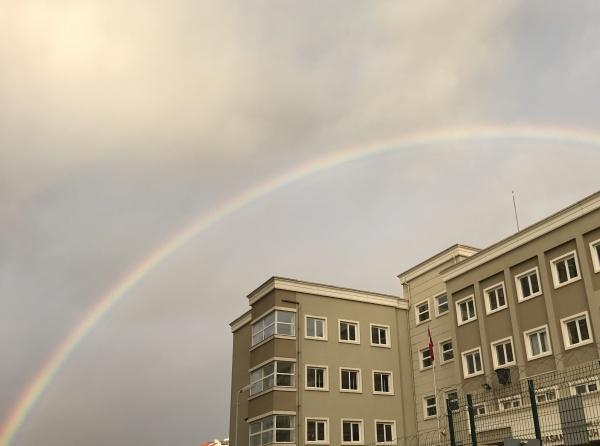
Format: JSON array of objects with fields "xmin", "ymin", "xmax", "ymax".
[{"xmin": 229, "ymin": 190, "xmax": 600, "ymax": 445}]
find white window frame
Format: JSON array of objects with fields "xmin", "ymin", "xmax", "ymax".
[
  {"xmin": 305, "ymin": 417, "xmax": 329, "ymax": 444},
  {"xmin": 305, "ymin": 364, "xmax": 329, "ymax": 391},
  {"xmin": 523, "ymin": 325, "xmax": 553, "ymax": 360},
  {"xmin": 415, "ymin": 299, "xmax": 431, "ymax": 325},
  {"xmin": 372, "ymin": 370, "xmax": 394, "ymax": 395},
  {"xmin": 435, "ymin": 293, "xmax": 449, "ymax": 317},
  {"xmin": 338, "ymin": 319, "xmax": 360, "ymax": 344},
  {"xmin": 455, "ymin": 295, "xmax": 477, "ymax": 326},
  {"xmin": 249, "ymin": 413, "xmax": 296, "ymax": 446},
  {"xmin": 550, "ymin": 250, "xmax": 581, "ymax": 288},
  {"xmin": 498, "ymin": 395, "xmax": 522, "ymax": 411},
  {"xmin": 439, "ymin": 339, "xmax": 454, "ymax": 364},
  {"xmin": 514, "ymin": 267, "xmax": 543, "ymax": 302},
  {"xmin": 340, "ymin": 419, "xmax": 364, "ymax": 445},
  {"xmin": 339, "ymin": 367, "xmax": 362, "ymax": 393},
  {"xmin": 490, "ymin": 336, "xmax": 516, "ymax": 369},
  {"xmin": 419, "ymin": 347, "xmax": 433, "ymax": 370},
  {"xmin": 422, "ymin": 395, "xmax": 437, "ymax": 419},
  {"xmin": 560, "ymin": 311, "xmax": 593, "ymax": 350},
  {"xmin": 483, "ymin": 282, "xmax": 507, "ymax": 315},
  {"xmin": 461, "ymin": 347, "xmax": 484, "ymax": 378},
  {"xmin": 590, "ymin": 238, "xmax": 600, "ymax": 273},
  {"xmin": 251, "ymin": 308, "xmax": 296, "ymax": 347},
  {"xmin": 305, "ymin": 315, "xmax": 328, "ymax": 341},
  {"xmin": 370, "ymin": 324, "xmax": 391, "ymax": 348},
  {"xmin": 249, "ymin": 359, "xmax": 296, "ymax": 396},
  {"xmin": 535, "ymin": 386, "xmax": 558, "ymax": 404},
  {"xmin": 374, "ymin": 420, "xmax": 396, "ymax": 445},
  {"xmin": 570, "ymin": 377, "xmax": 600, "ymax": 396}
]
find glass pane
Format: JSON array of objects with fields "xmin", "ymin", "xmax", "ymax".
[
  {"xmin": 277, "ymin": 311, "xmax": 294, "ymax": 324},
  {"xmin": 250, "ymin": 383, "xmax": 262, "ymax": 395},
  {"xmin": 376, "ymin": 424, "xmax": 384, "ymax": 443},
  {"xmin": 579, "ymin": 319, "xmax": 590, "ymax": 341},
  {"xmin": 307, "ymin": 369, "xmax": 316, "ymax": 387},
  {"xmin": 264, "ymin": 363, "xmax": 274, "ymax": 375},
  {"xmin": 349, "ymin": 372, "xmax": 357, "ymax": 389},
  {"xmin": 315, "ymin": 320, "xmax": 323, "ymax": 338},
  {"xmin": 348, "ymin": 324, "xmax": 356, "ymax": 340},
  {"xmin": 520, "ymin": 276, "xmax": 531, "ymax": 297},
  {"xmin": 307, "ymin": 422, "xmax": 316, "ymax": 442},
  {"xmin": 374, "ymin": 374, "xmax": 381, "ymax": 392},
  {"xmin": 306, "ymin": 319, "xmax": 315, "ymax": 337},
  {"xmin": 382, "ymin": 375, "xmax": 389, "ymax": 392},
  {"xmin": 460, "ymin": 303, "xmax": 468, "ymax": 321},
  {"xmin": 277, "ymin": 362, "xmax": 293, "ymax": 374},
  {"xmin": 252, "ymin": 333, "xmax": 263, "ymax": 345},
  {"xmin": 342, "ymin": 371, "xmax": 349, "ymax": 389},
  {"xmin": 317, "ymin": 422, "xmax": 325, "ymax": 440},
  {"xmin": 262, "ymin": 431, "xmax": 273, "ymax": 445},
  {"xmin": 567, "ymin": 321, "xmax": 580, "ymax": 344},
  {"xmin": 385, "ymin": 424, "xmax": 392, "ymax": 441},
  {"xmin": 263, "ymin": 418, "xmax": 273, "ymax": 430},
  {"xmin": 539, "ymin": 331, "xmax": 547, "ymax": 352},
  {"xmin": 352, "ymin": 423, "xmax": 360, "ymax": 441},
  {"xmin": 264, "ymin": 312, "xmax": 276, "ymax": 325},
  {"xmin": 263, "ymin": 324, "xmax": 275, "ymax": 338},
  {"xmin": 276, "ymin": 374, "xmax": 292, "ymax": 387},
  {"xmin": 589, "ymin": 382, "xmax": 598, "ymax": 392},
  {"xmin": 343, "ymin": 423, "xmax": 351, "ymax": 442},
  {"xmin": 340, "ymin": 323, "xmax": 348, "ymax": 340},
  {"xmin": 567, "ymin": 257, "xmax": 578, "ymax": 278},
  {"xmin": 264, "ymin": 375, "xmax": 274, "ymax": 390},
  {"xmin": 316, "ymin": 369, "xmax": 324, "ymax": 387},
  {"xmin": 277, "ymin": 323, "xmax": 292, "ymax": 336},
  {"xmin": 275, "ymin": 430, "xmax": 291, "ymax": 442},
  {"xmin": 371, "ymin": 327, "xmax": 378, "ymax": 344},
  {"xmin": 506, "ymin": 342, "xmax": 514, "ymax": 362},
  {"xmin": 557, "ymin": 261, "xmax": 568, "ymax": 283},
  {"xmin": 250, "ymin": 434, "xmax": 261, "ymax": 446},
  {"xmin": 531, "ymin": 273, "xmax": 540, "ymax": 293},
  {"xmin": 250, "ymin": 422, "xmax": 261, "ymax": 434},
  {"xmin": 276, "ymin": 416, "xmax": 292, "ymax": 428}
]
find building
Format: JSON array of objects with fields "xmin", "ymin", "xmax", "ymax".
[
  {"xmin": 228, "ymin": 277, "xmax": 417, "ymax": 446},
  {"xmin": 229, "ymin": 190, "xmax": 600, "ymax": 445}
]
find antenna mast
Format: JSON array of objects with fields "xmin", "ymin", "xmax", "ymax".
[{"xmin": 512, "ymin": 190, "xmax": 520, "ymax": 232}]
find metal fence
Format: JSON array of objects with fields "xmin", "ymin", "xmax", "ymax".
[{"xmin": 445, "ymin": 360, "xmax": 600, "ymax": 446}]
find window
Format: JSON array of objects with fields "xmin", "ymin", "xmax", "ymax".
[
  {"xmin": 484, "ymin": 283, "xmax": 507, "ymax": 314},
  {"xmin": 423, "ymin": 395, "xmax": 437, "ymax": 419},
  {"xmin": 591, "ymin": 239, "xmax": 600, "ymax": 273},
  {"xmin": 341, "ymin": 420, "xmax": 363, "ymax": 445},
  {"xmin": 370, "ymin": 324, "xmax": 390, "ymax": 347},
  {"xmin": 249, "ymin": 414, "xmax": 295, "ymax": 446},
  {"xmin": 373, "ymin": 371, "xmax": 393, "ymax": 394},
  {"xmin": 252, "ymin": 310, "xmax": 295, "ymax": 346},
  {"xmin": 340, "ymin": 368, "xmax": 361, "ymax": 392},
  {"xmin": 499, "ymin": 396, "xmax": 522, "ymax": 411},
  {"xmin": 536, "ymin": 388, "xmax": 557, "ymax": 404},
  {"xmin": 491, "ymin": 337, "xmax": 515, "ymax": 369},
  {"xmin": 446, "ymin": 390, "xmax": 459, "ymax": 412},
  {"xmin": 571, "ymin": 378, "xmax": 599, "ymax": 396},
  {"xmin": 473, "ymin": 404, "xmax": 486, "ymax": 416},
  {"xmin": 435, "ymin": 293, "xmax": 449, "ymax": 316},
  {"xmin": 456, "ymin": 296, "xmax": 477, "ymax": 325},
  {"xmin": 250, "ymin": 361, "xmax": 295, "ymax": 395},
  {"xmin": 440, "ymin": 339, "xmax": 454, "ymax": 363},
  {"xmin": 524, "ymin": 325, "xmax": 552, "ymax": 360},
  {"xmin": 305, "ymin": 316, "xmax": 327, "ymax": 340},
  {"xmin": 551, "ymin": 251, "xmax": 580, "ymax": 288},
  {"xmin": 306, "ymin": 365, "xmax": 328, "ymax": 391},
  {"xmin": 306, "ymin": 418, "xmax": 328, "ymax": 444},
  {"xmin": 420, "ymin": 348, "xmax": 433, "ymax": 370},
  {"xmin": 462, "ymin": 347, "xmax": 483, "ymax": 378},
  {"xmin": 515, "ymin": 267, "xmax": 542, "ymax": 301},
  {"xmin": 375, "ymin": 421, "xmax": 395, "ymax": 444},
  {"xmin": 561, "ymin": 312, "xmax": 593, "ymax": 349},
  {"xmin": 339, "ymin": 320, "xmax": 360, "ymax": 343},
  {"xmin": 416, "ymin": 300, "xmax": 430, "ymax": 324}
]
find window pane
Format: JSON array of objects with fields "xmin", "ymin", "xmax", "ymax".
[
  {"xmin": 506, "ymin": 342, "xmax": 514, "ymax": 362},
  {"xmin": 352, "ymin": 423, "xmax": 360, "ymax": 441},
  {"xmin": 567, "ymin": 257, "xmax": 578, "ymax": 278},
  {"xmin": 264, "ymin": 363, "xmax": 274, "ymax": 375},
  {"xmin": 307, "ymin": 369, "xmax": 316, "ymax": 387},
  {"xmin": 343, "ymin": 423, "xmax": 351, "ymax": 442},
  {"xmin": 277, "ymin": 323, "xmax": 293, "ymax": 335},
  {"xmin": 342, "ymin": 371, "xmax": 349, "ymax": 389},
  {"xmin": 250, "ymin": 435, "xmax": 261, "ymax": 446},
  {"xmin": 307, "ymin": 421, "xmax": 316, "ymax": 441},
  {"xmin": 306, "ymin": 319, "xmax": 315, "ymax": 337},
  {"xmin": 531, "ymin": 273, "xmax": 540, "ymax": 294},
  {"xmin": 317, "ymin": 422, "xmax": 325, "ymax": 440},
  {"xmin": 277, "ymin": 362, "xmax": 293, "ymax": 374},
  {"xmin": 579, "ymin": 319, "xmax": 590, "ymax": 341},
  {"xmin": 340, "ymin": 323, "xmax": 348, "ymax": 340},
  {"xmin": 385, "ymin": 424, "xmax": 392, "ymax": 441},
  {"xmin": 380, "ymin": 329, "xmax": 387, "ymax": 345},
  {"xmin": 376, "ymin": 424, "xmax": 384, "ymax": 443},
  {"xmin": 348, "ymin": 324, "xmax": 356, "ymax": 340},
  {"xmin": 557, "ymin": 261, "xmax": 568, "ymax": 283},
  {"xmin": 277, "ymin": 374, "xmax": 292, "ymax": 387},
  {"xmin": 567, "ymin": 320, "xmax": 580, "ymax": 344},
  {"xmin": 277, "ymin": 311, "xmax": 294, "ymax": 324},
  {"xmin": 315, "ymin": 320, "xmax": 324, "ymax": 338},
  {"xmin": 275, "ymin": 430, "xmax": 291, "ymax": 443},
  {"xmin": 520, "ymin": 276, "xmax": 531, "ymax": 297},
  {"xmin": 264, "ymin": 324, "xmax": 275, "ymax": 338}
]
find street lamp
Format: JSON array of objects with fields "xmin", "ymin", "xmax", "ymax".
[{"xmin": 235, "ymin": 383, "xmax": 252, "ymax": 446}]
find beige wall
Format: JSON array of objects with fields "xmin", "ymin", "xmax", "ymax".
[{"xmin": 229, "ymin": 321, "xmax": 252, "ymax": 446}]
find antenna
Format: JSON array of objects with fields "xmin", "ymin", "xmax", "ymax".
[{"xmin": 512, "ymin": 190, "xmax": 520, "ymax": 232}]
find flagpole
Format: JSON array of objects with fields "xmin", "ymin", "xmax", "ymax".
[{"xmin": 429, "ymin": 326, "xmax": 442, "ymax": 444}]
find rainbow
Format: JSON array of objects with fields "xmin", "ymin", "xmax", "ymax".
[{"xmin": 2, "ymin": 125, "xmax": 600, "ymax": 446}]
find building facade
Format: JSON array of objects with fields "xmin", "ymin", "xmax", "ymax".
[{"xmin": 229, "ymin": 190, "xmax": 600, "ymax": 445}]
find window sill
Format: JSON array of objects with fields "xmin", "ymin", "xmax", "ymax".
[
  {"xmin": 340, "ymin": 389, "xmax": 362, "ymax": 394},
  {"xmin": 526, "ymin": 351, "xmax": 553, "ymax": 361},
  {"xmin": 373, "ymin": 392, "xmax": 395, "ymax": 396},
  {"xmin": 420, "ymin": 366, "xmax": 433, "ymax": 372},
  {"xmin": 370, "ymin": 343, "xmax": 392, "ymax": 349},
  {"xmin": 338, "ymin": 339, "xmax": 360, "ymax": 345},
  {"xmin": 305, "ymin": 336, "xmax": 328, "ymax": 341},
  {"xmin": 553, "ymin": 276, "xmax": 581, "ymax": 290},
  {"xmin": 564, "ymin": 338, "xmax": 594, "ymax": 350},
  {"xmin": 493, "ymin": 362, "xmax": 516, "ymax": 370},
  {"xmin": 457, "ymin": 318, "xmax": 477, "ymax": 327},
  {"xmin": 486, "ymin": 306, "xmax": 508, "ymax": 316},
  {"xmin": 440, "ymin": 359, "xmax": 455, "ymax": 365},
  {"xmin": 305, "ymin": 387, "xmax": 329, "ymax": 392},
  {"xmin": 463, "ymin": 371, "xmax": 484, "ymax": 379},
  {"xmin": 517, "ymin": 291, "xmax": 543, "ymax": 303},
  {"xmin": 436, "ymin": 311, "xmax": 449, "ymax": 318},
  {"xmin": 416, "ymin": 318, "xmax": 431, "ymax": 326}
]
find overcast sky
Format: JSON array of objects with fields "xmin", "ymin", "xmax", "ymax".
[{"xmin": 2, "ymin": 1, "xmax": 600, "ymax": 445}]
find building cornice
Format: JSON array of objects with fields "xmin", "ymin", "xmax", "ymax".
[
  {"xmin": 441, "ymin": 190, "xmax": 600, "ymax": 282},
  {"xmin": 247, "ymin": 277, "xmax": 407, "ymax": 309},
  {"xmin": 397, "ymin": 244, "xmax": 480, "ymax": 284},
  {"xmin": 229, "ymin": 310, "xmax": 252, "ymax": 333}
]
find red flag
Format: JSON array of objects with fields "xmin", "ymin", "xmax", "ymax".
[{"xmin": 428, "ymin": 326, "xmax": 435, "ymax": 361}]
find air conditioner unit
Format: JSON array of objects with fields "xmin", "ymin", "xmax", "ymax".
[{"xmin": 496, "ymin": 368, "xmax": 511, "ymax": 385}]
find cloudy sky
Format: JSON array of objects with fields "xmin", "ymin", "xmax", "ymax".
[{"xmin": 2, "ymin": 1, "xmax": 600, "ymax": 445}]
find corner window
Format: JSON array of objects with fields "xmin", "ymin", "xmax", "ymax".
[
  {"xmin": 456, "ymin": 296, "xmax": 477, "ymax": 325},
  {"xmin": 370, "ymin": 324, "xmax": 390, "ymax": 347},
  {"xmin": 423, "ymin": 395, "xmax": 437, "ymax": 419},
  {"xmin": 250, "ymin": 360, "xmax": 295, "ymax": 395},
  {"xmin": 420, "ymin": 348, "xmax": 433, "ymax": 370},
  {"xmin": 306, "ymin": 418, "xmax": 328, "ymax": 444},
  {"xmin": 435, "ymin": 293, "xmax": 449, "ymax": 316},
  {"xmin": 306, "ymin": 365, "xmax": 328, "ymax": 391},
  {"xmin": 372, "ymin": 371, "xmax": 393, "ymax": 394},
  {"xmin": 491, "ymin": 337, "xmax": 515, "ymax": 369},
  {"xmin": 341, "ymin": 420, "xmax": 363, "ymax": 445},
  {"xmin": 339, "ymin": 320, "xmax": 360, "ymax": 344},
  {"xmin": 551, "ymin": 251, "xmax": 580, "ymax": 288},
  {"xmin": 249, "ymin": 414, "xmax": 295, "ymax": 446},
  {"xmin": 462, "ymin": 347, "xmax": 483, "ymax": 378},
  {"xmin": 571, "ymin": 378, "xmax": 599, "ymax": 396},
  {"xmin": 440, "ymin": 339, "xmax": 454, "ymax": 363},
  {"xmin": 416, "ymin": 300, "xmax": 430, "ymax": 324},
  {"xmin": 305, "ymin": 316, "xmax": 327, "ymax": 340},
  {"xmin": 340, "ymin": 368, "xmax": 361, "ymax": 392},
  {"xmin": 499, "ymin": 396, "xmax": 521, "ymax": 411},
  {"xmin": 375, "ymin": 421, "xmax": 395, "ymax": 444},
  {"xmin": 515, "ymin": 267, "xmax": 542, "ymax": 301},
  {"xmin": 484, "ymin": 283, "xmax": 507, "ymax": 314},
  {"xmin": 252, "ymin": 310, "xmax": 295, "ymax": 346},
  {"xmin": 561, "ymin": 312, "xmax": 593, "ymax": 349},
  {"xmin": 590, "ymin": 239, "xmax": 600, "ymax": 273},
  {"xmin": 524, "ymin": 325, "xmax": 552, "ymax": 360}
]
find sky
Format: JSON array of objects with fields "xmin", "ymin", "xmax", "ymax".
[{"xmin": 2, "ymin": 1, "xmax": 600, "ymax": 445}]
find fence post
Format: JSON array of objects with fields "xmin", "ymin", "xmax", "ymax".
[
  {"xmin": 528, "ymin": 379, "xmax": 542, "ymax": 441},
  {"xmin": 466, "ymin": 394, "xmax": 477, "ymax": 446},
  {"xmin": 447, "ymin": 399, "xmax": 456, "ymax": 446}
]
